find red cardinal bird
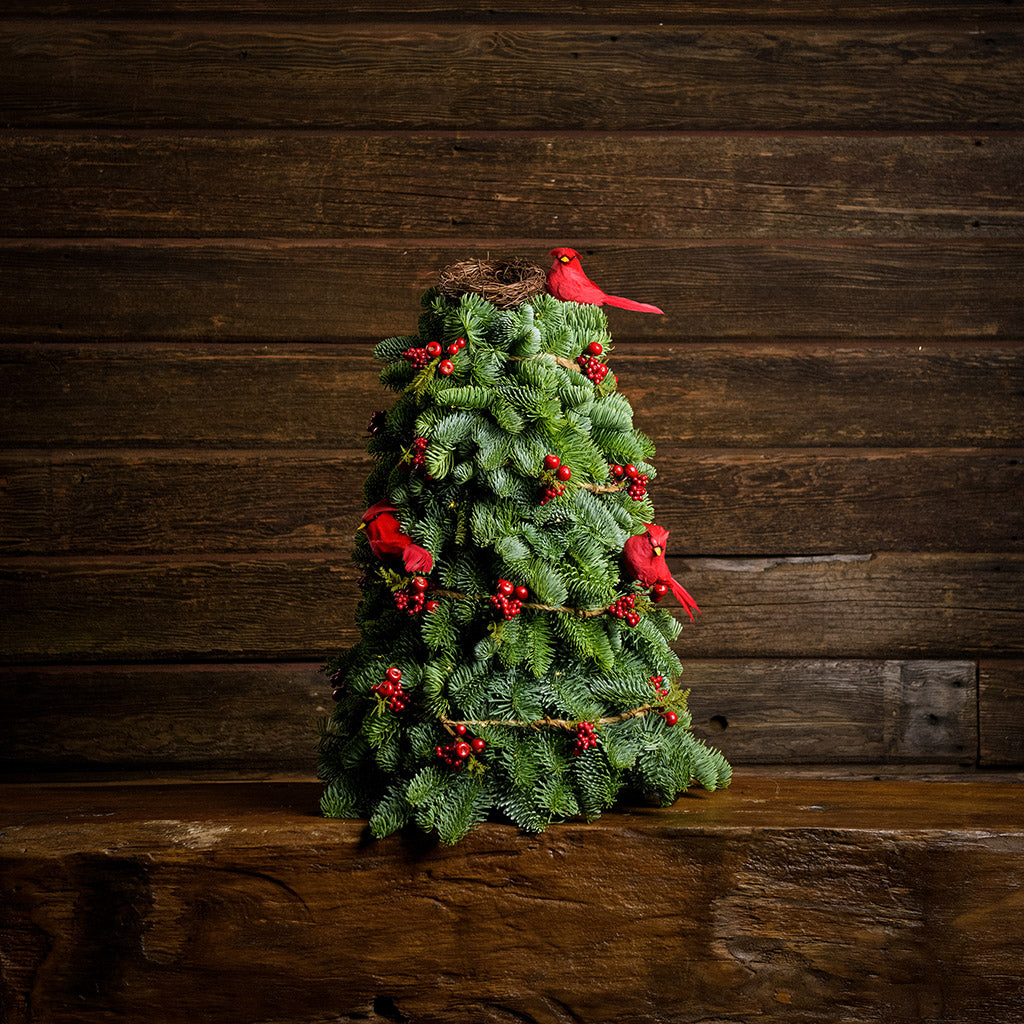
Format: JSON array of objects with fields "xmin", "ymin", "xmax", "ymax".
[
  {"xmin": 360, "ymin": 500, "xmax": 434, "ymax": 574},
  {"xmin": 622, "ymin": 523, "xmax": 700, "ymax": 621},
  {"xmin": 546, "ymin": 247, "xmax": 664, "ymax": 314}
]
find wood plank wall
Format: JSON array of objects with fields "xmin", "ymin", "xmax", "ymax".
[{"xmin": 1, "ymin": 2, "xmax": 1022, "ymax": 778}]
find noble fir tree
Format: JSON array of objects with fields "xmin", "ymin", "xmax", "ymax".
[{"xmin": 318, "ymin": 262, "xmax": 731, "ymax": 844}]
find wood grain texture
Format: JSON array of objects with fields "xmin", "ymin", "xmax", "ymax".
[
  {"xmin": 3, "ymin": 343, "xmax": 1022, "ymax": 448},
  {"xmin": 979, "ymin": 660, "xmax": 1024, "ymax": 765},
  {"xmin": 3, "ymin": 132, "xmax": 1022, "ymax": 239},
  {"xmin": 1, "ymin": 778, "xmax": 1022, "ymax": 1024},
  {"xmin": 0, "ymin": 659, "xmax": 974, "ymax": 774},
  {"xmin": 0, "ymin": 663, "xmax": 325, "ymax": 773},
  {"xmin": 0, "ymin": 553, "xmax": 1020, "ymax": 663},
  {"xmin": 661, "ymin": 449, "xmax": 1024, "ymax": 554},
  {"xmin": 1, "ymin": 448, "xmax": 1020, "ymax": 555},
  {"xmin": 1, "ymin": 23, "xmax": 1021, "ymax": 130},
  {"xmin": 6, "ymin": 2, "xmax": 1023, "ymax": 21},
  {"xmin": 1, "ymin": 241, "xmax": 1021, "ymax": 340},
  {"xmin": 0, "ymin": 450, "xmax": 370, "ymax": 555},
  {"xmin": 687, "ymin": 659, "xmax": 977, "ymax": 764},
  {"xmin": 0, "ymin": 0, "xmax": 1020, "ymax": 795}
]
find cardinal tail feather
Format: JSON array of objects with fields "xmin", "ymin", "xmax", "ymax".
[
  {"xmin": 403, "ymin": 544, "xmax": 434, "ymax": 574},
  {"xmin": 604, "ymin": 294, "xmax": 665, "ymax": 315},
  {"xmin": 668, "ymin": 578, "xmax": 700, "ymax": 621}
]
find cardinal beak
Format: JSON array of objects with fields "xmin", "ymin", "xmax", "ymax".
[
  {"xmin": 653, "ymin": 545, "xmax": 663, "ymax": 556},
  {"xmin": 357, "ymin": 522, "xmax": 366, "ymax": 531},
  {"xmin": 559, "ymin": 254, "xmax": 571, "ymax": 263}
]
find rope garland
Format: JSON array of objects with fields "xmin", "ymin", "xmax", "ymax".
[
  {"xmin": 428, "ymin": 587, "xmax": 610, "ymax": 619},
  {"xmin": 580, "ymin": 480, "xmax": 627, "ymax": 495},
  {"xmin": 440, "ymin": 703, "xmax": 660, "ymax": 735},
  {"xmin": 508, "ymin": 352, "xmax": 581, "ymax": 373}
]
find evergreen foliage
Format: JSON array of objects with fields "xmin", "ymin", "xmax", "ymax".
[{"xmin": 318, "ymin": 285, "xmax": 730, "ymax": 844}]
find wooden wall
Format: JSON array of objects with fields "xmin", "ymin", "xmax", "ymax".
[{"xmin": 1, "ymin": 2, "xmax": 1022, "ymax": 779}]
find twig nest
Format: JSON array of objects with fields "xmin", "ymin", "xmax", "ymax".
[{"xmin": 437, "ymin": 257, "xmax": 547, "ymax": 309}]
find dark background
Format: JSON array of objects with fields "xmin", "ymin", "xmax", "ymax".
[{"xmin": 2, "ymin": 1, "xmax": 1022, "ymax": 780}]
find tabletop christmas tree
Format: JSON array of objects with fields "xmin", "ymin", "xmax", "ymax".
[{"xmin": 318, "ymin": 253, "xmax": 730, "ymax": 844}]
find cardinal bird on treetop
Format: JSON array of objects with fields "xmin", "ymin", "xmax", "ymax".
[
  {"xmin": 622, "ymin": 523, "xmax": 700, "ymax": 621},
  {"xmin": 546, "ymin": 247, "xmax": 665, "ymax": 314},
  {"xmin": 360, "ymin": 500, "xmax": 434, "ymax": 574}
]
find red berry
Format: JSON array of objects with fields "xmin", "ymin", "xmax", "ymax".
[
  {"xmin": 425, "ymin": 599, "xmax": 440, "ymax": 613},
  {"xmin": 438, "ymin": 359, "xmax": 454, "ymax": 376},
  {"xmin": 447, "ymin": 343, "xmax": 459, "ymax": 355},
  {"xmin": 625, "ymin": 464, "xmax": 638, "ymax": 479},
  {"xmin": 514, "ymin": 585, "xmax": 529, "ymax": 601},
  {"xmin": 471, "ymin": 737, "xmax": 487, "ymax": 753},
  {"xmin": 556, "ymin": 465, "xmax": 572, "ymax": 481},
  {"xmin": 455, "ymin": 742, "xmax": 471, "ymax": 759},
  {"xmin": 663, "ymin": 712, "xmax": 678, "ymax": 726},
  {"xmin": 332, "ymin": 687, "xmax": 343, "ymax": 701},
  {"xmin": 543, "ymin": 454, "xmax": 561, "ymax": 470},
  {"xmin": 455, "ymin": 336, "xmax": 466, "ymax": 350},
  {"xmin": 379, "ymin": 681, "xmax": 394, "ymax": 697},
  {"xmin": 412, "ymin": 576, "xmax": 429, "ymax": 591},
  {"xmin": 386, "ymin": 666, "xmax": 402, "ymax": 682},
  {"xmin": 587, "ymin": 341, "xmax": 603, "ymax": 356},
  {"xmin": 426, "ymin": 341, "xmax": 442, "ymax": 358},
  {"xmin": 455, "ymin": 723, "xmax": 467, "ymax": 736},
  {"xmin": 612, "ymin": 464, "xmax": 624, "ymax": 477},
  {"xmin": 496, "ymin": 579, "xmax": 514, "ymax": 596}
]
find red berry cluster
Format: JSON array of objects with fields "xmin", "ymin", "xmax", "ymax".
[
  {"xmin": 610, "ymin": 463, "xmax": 649, "ymax": 501},
  {"xmin": 436, "ymin": 724, "xmax": 487, "ymax": 770},
  {"xmin": 394, "ymin": 575, "xmax": 431, "ymax": 615},
  {"xmin": 608, "ymin": 592, "xmax": 640, "ymax": 626},
  {"xmin": 490, "ymin": 578, "xmax": 528, "ymax": 619},
  {"xmin": 648, "ymin": 675, "xmax": 678, "ymax": 725},
  {"xmin": 649, "ymin": 583, "xmax": 668, "ymax": 603},
  {"xmin": 403, "ymin": 346, "xmax": 429, "ymax": 370},
  {"xmin": 539, "ymin": 454, "xmax": 572, "ymax": 504},
  {"xmin": 372, "ymin": 666, "xmax": 408, "ymax": 712},
  {"xmin": 409, "ymin": 436, "xmax": 429, "ymax": 473},
  {"xmin": 578, "ymin": 354, "xmax": 610, "ymax": 384},
  {"xmin": 404, "ymin": 336, "xmax": 465, "ymax": 376},
  {"xmin": 571, "ymin": 721, "xmax": 598, "ymax": 755},
  {"xmin": 438, "ymin": 336, "xmax": 465, "ymax": 376}
]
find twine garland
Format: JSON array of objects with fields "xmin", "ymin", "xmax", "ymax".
[
  {"xmin": 440, "ymin": 704, "xmax": 660, "ymax": 734},
  {"xmin": 429, "ymin": 587, "xmax": 611, "ymax": 619}
]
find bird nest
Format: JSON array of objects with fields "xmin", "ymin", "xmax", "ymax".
[{"xmin": 437, "ymin": 257, "xmax": 546, "ymax": 309}]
